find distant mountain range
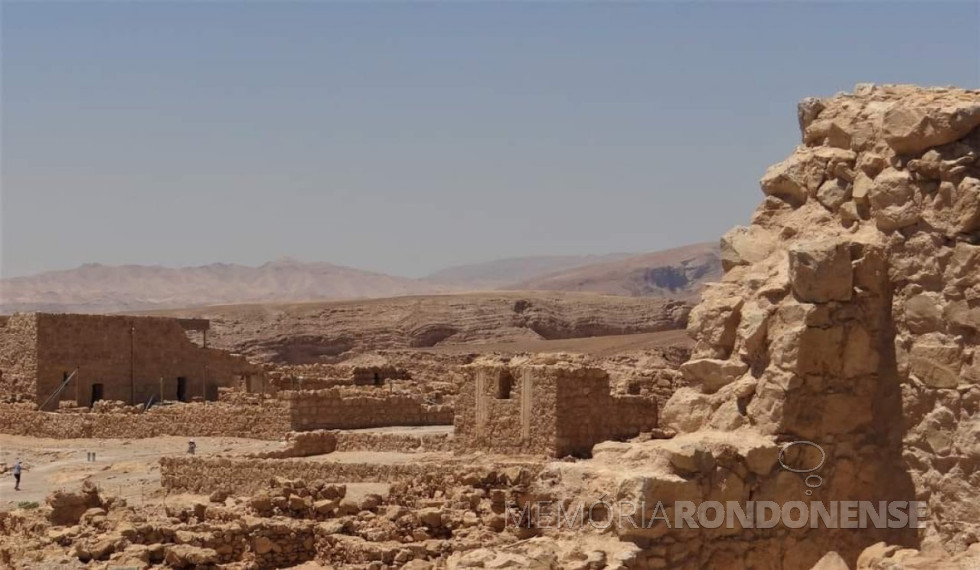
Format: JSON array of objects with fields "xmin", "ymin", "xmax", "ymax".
[
  {"xmin": 0, "ymin": 259, "xmax": 438, "ymax": 314},
  {"xmin": 0, "ymin": 243, "xmax": 721, "ymax": 313}
]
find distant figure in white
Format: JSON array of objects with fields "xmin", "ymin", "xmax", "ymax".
[{"xmin": 187, "ymin": 439, "xmax": 196, "ymax": 455}]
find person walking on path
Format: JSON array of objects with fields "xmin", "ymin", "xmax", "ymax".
[{"xmin": 13, "ymin": 459, "xmax": 22, "ymax": 491}]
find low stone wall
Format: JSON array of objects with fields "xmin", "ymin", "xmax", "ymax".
[
  {"xmin": 280, "ymin": 389, "xmax": 453, "ymax": 431},
  {"xmin": 0, "ymin": 401, "xmax": 291, "ymax": 440},
  {"xmin": 160, "ymin": 456, "xmax": 543, "ymax": 505},
  {"xmin": 333, "ymin": 431, "xmax": 453, "ymax": 453},
  {"xmin": 160, "ymin": 457, "xmax": 442, "ymax": 495},
  {"xmin": 73, "ymin": 516, "xmax": 317, "ymax": 568},
  {"xmin": 248, "ymin": 430, "xmax": 338, "ymax": 459}
]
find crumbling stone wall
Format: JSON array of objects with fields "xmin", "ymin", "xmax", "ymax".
[
  {"xmin": 160, "ymin": 455, "xmax": 542, "ymax": 501},
  {"xmin": 455, "ymin": 363, "xmax": 658, "ymax": 458},
  {"xmin": 333, "ymin": 430, "xmax": 453, "ymax": 453},
  {"xmin": 281, "ymin": 388, "xmax": 453, "ymax": 431},
  {"xmin": 0, "ymin": 401, "xmax": 290, "ymax": 440},
  {"xmin": 247, "ymin": 430, "xmax": 338, "ymax": 459},
  {"xmin": 350, "ymin": 365, "xmax": 411, "ymax": 386},
  {"xmin": 0, "ymin": 314, "xmax": 38, "ymax": 400},
  {"xmin": 162, "ymin": 456, "xmax": 443, "ymax": 494},
  {"xmin": 649, "ymin": 84, "xmax": 980, "ymax": 565}
]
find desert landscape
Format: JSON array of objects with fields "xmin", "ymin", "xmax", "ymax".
[{"xmin": 1, "ymin": 83, "xmax": 979, "ymax": 570}]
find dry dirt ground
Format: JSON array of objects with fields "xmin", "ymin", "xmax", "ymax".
[
  {"xmin": 0, "ymin": 435, "xmax": 281, "ymax": 511},
  {"xmin": 0, "ymin": 435, "xmax": 395, "ymax": 513}
]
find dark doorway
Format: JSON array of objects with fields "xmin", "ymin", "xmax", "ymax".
[
  {"xmin": 90, "ymin": 383, "xmax": 104, "ymax": 407},
  {"xmin": 496, "ymin": 371, "xmax": 514, "ymax": 399},
  {"xmin": 373, "ymin": 372, "xmax": 382, "ymax": 386},
  {"xmin": 177, "ymin": 377, "xmax": 188, "ymax": 402}
]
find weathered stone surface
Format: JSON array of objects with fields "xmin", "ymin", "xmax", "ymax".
[
  {"xmin": 816, "ymin": 178, "xmax": 852, "ymax": 211},
  {"xmin": 909, "ymin": 335, "xmax": 963, "ymax": 388},
  {"xmin": 660, "ymin": 387, "xmax": 718, "ymax": 433},
  {"xmin": 659, "ymin": 85, "xmax": 980, "ymax": 562},
  {"xmin": 679, "ymin": 358, "xmax": 749, "ymax": 393},
  {"xmin": 760, "ymin": 154, "xmax": 815, "ymax": 205},
  {"xmin": 687, "ymin": 284, "xmax": 744, "ymax": 359},
  {"xmin": 720, "ymin": 225, "xmax": 778, "ymax": 271},
  {"xmin": 905, "ymin": 293, "xmax": 944, "ymax": 334},
  {"xmin": 789, "ymin": 240, "xmax": 853, "ymax": 303},
  {"xmin": 881, "ymin": 101, "xmax": 980, "ymax": 155},
  {"xmin": 953, "ymin": 177, "xmax": 980, "ymax": 233},
  {"xmin": 868, "ymin": 168, "xmax": 920, "ymax": 231},
  {"xmin": 163, "ymin": 545, "xmax": 218, "ymax": 568}
]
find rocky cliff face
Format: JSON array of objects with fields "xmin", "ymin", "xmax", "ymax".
[
  {"xmin": 511, "ymin": 85, "xmax": 980, "ymax": 570},
  {"xmin": 154, "ymin": 292, "xmax": 690, "ymax": 363},
  {"xmin": 663, "ymin": 84, "xmax": 980, "ymax": 560},
  {"xmin": 504, "ymin": 243, "xmax": 722, "ymax": 301}
]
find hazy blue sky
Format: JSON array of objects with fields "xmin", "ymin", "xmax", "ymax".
[{"xmin": 2, "ymin": 2, "xmax": 978, "ymax": 279}]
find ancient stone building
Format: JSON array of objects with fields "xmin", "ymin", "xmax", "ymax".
[
  {"xmin": 0, "ymin": 312, "xmax": 261, "ymax": 408},
  {"xmin": 455, "ymin": 363, "xmax": 658, "ymax": 458}
]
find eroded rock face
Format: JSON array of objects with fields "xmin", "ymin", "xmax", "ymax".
[{"xmin": 671, "ymin": 84, "xmax": 980, "ymax": 561}]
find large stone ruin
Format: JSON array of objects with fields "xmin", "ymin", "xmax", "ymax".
[
  {"xmin": 496, "ymin": 84, "xmax": 980, "ymax": 570},
  {"xmin": 651, "ymin": 84, "xmax": 980, "ymax": 565}
]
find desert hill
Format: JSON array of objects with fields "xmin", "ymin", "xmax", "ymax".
[
  {"xmin": 0, "ymin": 258, "xmax": 442, "ymax": 314},
  {"xmin": 503, "ymin": 242, "xmax": 721, "ymax": 301},
  {"xmin": 423, "ymin": 253, "xmax": 634, "ymax": 290},
  {"xmin": 0, "ymin": 243, "xmax": 721, "ymax": 314}
]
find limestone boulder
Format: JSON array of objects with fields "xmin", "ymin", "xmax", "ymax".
[
  {"xmin": 952, "ymin": 177, "xmax": 980, "ymax": 233},
  {"xmin": 905, "ymin": 293, "xmax": 945, "ymax": 334},
  {"xmin": 679, "ymin": 358, "xmax": 749, "ymax": 393},
  {"xmin": 816, "ymin": 178, "xmax": 852, "ymax": 211},
  {"xmin": 736, "ymin": 300, "xmax": 771, "ymax": 359},
  {"xmin": 660, "ymin": 387, "xmax": 719, "ymax": 433},
  {"xmin": 868, "ymin": 168, "xmax": 920, "ymax": 231},
  {"xmin": 945, "ymin": 300, "xmax": 980, "ymax": 333},
  {"xmin": 881, "ymin": 101, "xmax": 980, "ymax": 155},
  {"xmin": 760, "ymin": 152, "xmax": 820, "ymax": 205},
  {"xmin": 163, "ymin": 545, "xmax": 218, "ymax": 569},
  {"xmin": 909, "ymin": 335, "xmax": 963, "ymax": 388},
  {"xmin": 945, "ymin": 243, "xmax": 980, "ymax": 289},
  {"xmin": 789, "ymin": 240, "xmax": 853, "ymax": 303},
  {"xmin": 687, "ymin": 284, "xmax": 743, "ymax": 358},
  {"xmin": 720, "ymin": 225, "xmax": 777, "ymax": 271}
]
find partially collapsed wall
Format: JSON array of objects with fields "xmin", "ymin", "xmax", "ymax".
[
  {"xmin": 515, "ymin": 85, "xmax": 980, "ymax": 570},
  {"xmin": 455, "ymin": 363, "xmax": 658, "ymax": 457},
  {"xmin": 281, "ymin": 388, "xmax": 453, "ymax": 431},
  {"xmin": 649, "ymin": 84, "xmax": 980, "ymax": 564}
]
